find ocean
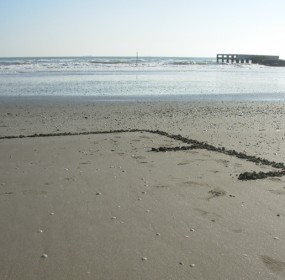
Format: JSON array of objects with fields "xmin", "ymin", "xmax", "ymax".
[{"xmin": 1, "ymin": 56, "xmax": 285, "ymax": 101}]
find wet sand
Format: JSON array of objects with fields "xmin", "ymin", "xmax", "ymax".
[{"xmin": 0, "ymin": 97, "xmax": 285, "ymax": 279}]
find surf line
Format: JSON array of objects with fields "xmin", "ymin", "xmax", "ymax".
[{"xmin": 1, "ymin": 129, "xmax": 284, "ymax": 181}]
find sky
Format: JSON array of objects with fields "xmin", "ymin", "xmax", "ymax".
[{"xmin": 0, "ymin": 0, "xmax": 285, "ymax": 58}]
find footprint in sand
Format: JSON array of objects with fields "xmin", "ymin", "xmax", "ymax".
[
  {"xmin": 182, "ymin": 181, "xmax": 210, "ymax": 188},
  {"xmin": 177, "ymin": 160, "xmax": 192, "ymax": 166},
  {"xmin": 261, "ymin": 255, "xmax": 285, "ymax": 275},
  {"xmin": 193, "ymin": 208, "xmax": 222, "ymax": 221},
  {"xmin": 269, "ymin": 177, "xmax": 282, "ymax": 182},
  {"xmin": 215, "ymin": 159, "xmax": 230, "ymax": 167},
  {"xmin": 132, "ymin": 155, "xmax": 146, "ymax": 160},
  {"xmin": 269, "ymin": 190, "xmax": 285, "ymax": 195}
]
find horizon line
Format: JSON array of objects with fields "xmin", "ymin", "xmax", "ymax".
[{"xmin": 0, "ymin": 55, "xmax": 218, "ymax": 59}]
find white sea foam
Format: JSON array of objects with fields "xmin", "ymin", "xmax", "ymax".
[
  {"xmin": 0, "ymin": 56, "xmax": 251, "ymax": 74},
  {"xmin": 0, "ymin": 57, "xmax": 285, "ymax": 99}
]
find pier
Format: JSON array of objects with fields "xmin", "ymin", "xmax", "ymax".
[{"xmin": 216, "ymin": 54, "xmax": 280, "ymax": 65}]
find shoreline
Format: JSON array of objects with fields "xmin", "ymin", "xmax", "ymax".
[
  {"xmin": 1, "ymin": 93, "xmax": 285, "ymax": 103},
  {"xmin": 1, "ymin": 99, "xmax": 285, "ymax": 162}
]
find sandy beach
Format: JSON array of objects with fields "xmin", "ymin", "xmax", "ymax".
[{"xmin": 1, "ymin": 97, "xmax": 285, "ymax": 279}]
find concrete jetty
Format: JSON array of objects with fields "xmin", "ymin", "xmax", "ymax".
[{"xmin": 217, "ymin": 54, "xmax": 285, "ymax": 66}]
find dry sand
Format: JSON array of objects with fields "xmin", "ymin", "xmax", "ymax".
[{"xmin": 0, "ymin": 97, "xmax": 285, "ymax": 279}]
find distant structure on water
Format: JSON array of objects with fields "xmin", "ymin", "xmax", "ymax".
[
  {"xmin": 217, "ymin": 54, "xmax": 285, "ymax": 67},
  {"xmin": 136, "ymin": 52, "xmax": 138, "ymax": 66}
]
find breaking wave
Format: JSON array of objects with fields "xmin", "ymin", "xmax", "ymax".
[
  {"xmin": 0, "ymin": 60, "xmax": 28, "ymax": 66},
  {"xmin": 0, "ymin": 56, "xmax": 263, "ymax": 74}
]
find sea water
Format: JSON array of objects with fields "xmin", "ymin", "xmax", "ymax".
[{"xmin": 0, "ymin": 56, "xmax": 285, "ymax": 101}]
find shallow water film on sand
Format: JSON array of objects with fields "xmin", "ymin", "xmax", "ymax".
[{"xmin": 1, "ymin": 56, "xmax": 285, "ymax": 100}]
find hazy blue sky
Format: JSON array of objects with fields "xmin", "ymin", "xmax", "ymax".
[{"xmin": 1, "ymin": 0, "xmax": 285, "ymax": 57}]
